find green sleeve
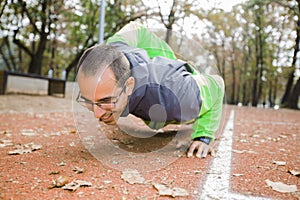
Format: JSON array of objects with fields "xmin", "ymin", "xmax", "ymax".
[
  {"xmin": 106, "ymin": 21, "xmax": 176, "ymax": 59},
  {"xmin": 191, "ymin": 75, "xmax": 224, "ymax": 142}
]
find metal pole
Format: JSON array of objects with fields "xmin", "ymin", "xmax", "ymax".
[{"xmin": 98, "ymin": 0, "xmax": 106, "ymax": 44}]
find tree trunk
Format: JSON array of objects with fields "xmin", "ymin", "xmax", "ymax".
[
  {"xmin": 0, "ymin": 43, "xmax": 12, "ymax": 71},
  {"xmin": 28, "ymin": 34, "xmax": 47, "ymax": 75},
  {"xmin": 268, "ymin": 80, "xmax": 274, "ymax": 107},
  {"xmin": 257, "ymin": 19, "xmax": 264, "ymax": 106},
  {"xmin": 158, "ymin": 0, "xmax": 176, "ymax": 44},
  {"xmin": 281, "ymin": 0, "xmax": 300, "ymax": 109},
  {"xmin": 221, "ymin": 40, "xmax": 226, "ymax": 80},
  {"xmin": 288, "ymin": 77, "xmax": 300, "ymax": 109},
  {"xmin": 165, "ymin": 28, "xmax": 172, "ymax": 44},
  {"xmin": 252, "ymin": 33, "xmax": 259, "ymax": 106},
  {"xmin": 230, "ymin": 53, "xmax": 236, "ymax": 104},
  {"xmin": 242, "ymin": 36, "xmax": 251, "ymax": 105},
  {"xmin": 272, "ymin": 75, "xmax": 278, "ymax": 107},
  {"xmin": 281, "ymin": 71, "xmax": 294, "ymax": 105}
]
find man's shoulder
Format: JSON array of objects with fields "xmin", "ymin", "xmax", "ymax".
[
  {"xmin": 109, "ymin": 42, "xmax": 151, "ymax": 67},
  {"xmin": 151, "ymin": 56, "xmax": 186, "ymax": 67}
]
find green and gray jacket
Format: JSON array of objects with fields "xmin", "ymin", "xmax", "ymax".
[{"xmin": 107, "ymin": 22, "xmax": 224, "ymax": 142}]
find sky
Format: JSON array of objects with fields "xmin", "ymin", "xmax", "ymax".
[
  {"xmin": 143, "ymin": 0, "xmax": 246, "ymax": 35},
  {"xmin": 208, "ymin": 0, "xmax": 246, "ymax": 11},
  {"xmin": 145, "ymin": 0, "xmax": 246, "ymax": 13}
]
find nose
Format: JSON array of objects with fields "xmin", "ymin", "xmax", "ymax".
[{"xmin": 93, "ymin": 105, "xmax": 106, "ymax": 119}]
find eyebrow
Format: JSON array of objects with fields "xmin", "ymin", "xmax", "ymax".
[
  {"xmin": 96, "ymin": 96, "xmax": 115, "ymax": 103},
  {"xmin": 80, "ymin": 94, "xmax": 115, "ymax": 103}
]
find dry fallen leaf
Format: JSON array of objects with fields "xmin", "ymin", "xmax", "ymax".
[
  {"xmin": 49, "ymin": 176, "xmax": 69, "ymax": 189},
  {"xmin": 266, "ymin": 179, "xmax": 297, "ymax": 193},
  {"xmin": 121, "ymin": 169, "xmax": 145, "ymax": 184},
  {"xmin": 25, "ymin": 143, "xmax": 42, "ymax": 151},
  {"xmin": 279, "ymin": 135, "xmax": 288, "ymax": 139},
  {"xmin": 288, "ymin": 170, "xmax": 300, "ymax": 177},
  {"xmin": 8, "ymin": 148, "xmax": 32, "ymax": 155},
  {"xmin": 233, "ymin": 174, "xmax": 244, "ymax": 177},
  {"xmin": 56, "ymin": 176, "xmax": 69, "ymax": 187},
  {"xmin": 69, "ymin": 129, "xmax": 77, "ymax": 134},
  {"xmin": 8, "ymin": 143, "xmax": 42, "ymax": 155},
  {"xmin": 62, "ymin": 180, "xmax": 92, "ymax": 191},
  {"xmin": 48, "ymin": 171, "xmax": 60, "ymax": 175},
  {"xmin": 232, "ymin": 149, "xmax": 245, "ymax": 154},
  {"xmin": 103, "ymin": 180, "xmax": 112, "ymax": 184},
  {"xmin": 273, "ymin": 161, "xmax": 286, "ymax": 166},
  {"xmin": 0, "ymin": 139, "xmax": 13, "ymax": 148},
  {"xmin": 21, "ymin": 129, "xmax": 37, "ymax": 136},
  {"xmin": 153, "ymin": 183, "xmax": 189, "ymax": 197},
  {"xmin": 57, "ymin": 161, "xmax": 66, "ymax": 166},
  {"xmin": 73, "ymin": 167, "xmax": 85, "ymax": 174}
]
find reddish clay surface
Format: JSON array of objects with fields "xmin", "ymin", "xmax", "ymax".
[
  {"xmin": 231, "ymin": 107, "xmax": 300, "ymax": 200},
  {"xmin": 0, "ymin": 95, "xmax": 299, "ymax": 200}
]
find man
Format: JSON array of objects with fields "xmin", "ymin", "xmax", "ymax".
[{"xmin": 76, "ymin": 22, "xmax": 224, "ymax": 158}]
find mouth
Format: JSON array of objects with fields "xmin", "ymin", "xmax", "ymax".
[{"xmin": 100, "ymin": 113, "xmax": 115, "ymax": 124}]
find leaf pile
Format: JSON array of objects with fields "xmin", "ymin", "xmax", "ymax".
[{"xmin": 8, "ymin": 143, "xmax": 42, "ymax": 155}]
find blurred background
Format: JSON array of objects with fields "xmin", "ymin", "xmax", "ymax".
[{"xmin": 0, "ymin": 0, "xmax": 299, "ymax": 109}]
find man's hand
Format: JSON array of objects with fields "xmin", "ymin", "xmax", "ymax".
[{"xmin": 187, "ymin": 141, "xmax": 215, "ymax": 158}]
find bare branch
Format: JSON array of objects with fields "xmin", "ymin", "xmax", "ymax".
[
  {"xmin": 0, "ymin": 0, "xmax": 8, "ymax": 19},
  {"xmin": 12, "ymin": 29, "xmax": 33, "ymax": 57},
  {"xmin": 18, "ymin": 0, "xmax": 41, "ymax": 34},
  {"xmin": 156, "ymin": 0, "xmax": 167, "ymax": 27}
]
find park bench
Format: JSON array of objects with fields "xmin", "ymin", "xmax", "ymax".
[{"xmin": 0, "ymin": 70, "xmax": 66, "ymax": 98}]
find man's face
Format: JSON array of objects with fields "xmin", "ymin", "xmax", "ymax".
[{"xmin": 77, "ymin": 67, "xmax": 130, "ymax": 125}]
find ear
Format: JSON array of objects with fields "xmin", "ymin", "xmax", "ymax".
[{"xmin": 125, "ymin": 76, "xmax": 135, "ymax": 96}]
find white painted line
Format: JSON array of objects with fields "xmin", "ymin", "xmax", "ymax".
[{"xmin": 200, "ymin": 110, "xmax": 272, "ymax": 200}]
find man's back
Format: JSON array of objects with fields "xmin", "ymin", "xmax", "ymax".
[{"xmin": 111, "ymin": 42, "xmax": 201, "ymax": 125}]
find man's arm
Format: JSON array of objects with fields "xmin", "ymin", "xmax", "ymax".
[
  {"xmin": 106, "ymin": 21, "xmax": 176, "ymax": 59},
  {"xmin": 188, "ymin": 74, "xmax": 225, "ymax": 158}
]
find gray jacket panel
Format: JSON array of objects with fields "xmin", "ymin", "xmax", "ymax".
[{"xmin": 110, "ymin": 42, "xmax": 201, "ymax": 123}]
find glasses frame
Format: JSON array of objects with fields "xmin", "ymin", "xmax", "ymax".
[{"xmin": 76, "ymin": 85, "xmax": 126, "ymax": 111}]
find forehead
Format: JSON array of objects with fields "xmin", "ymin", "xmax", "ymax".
[{"xmin": 78, "ymin": 67, "xmax": 117, "ymax": 100}]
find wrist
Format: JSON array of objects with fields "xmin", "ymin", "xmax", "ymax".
[{"xmin": 193, "ymin": 136, "xmax": 211, "ymax": 145}]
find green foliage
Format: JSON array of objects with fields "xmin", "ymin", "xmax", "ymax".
[{"xmin": 0, "ymin": 0, "xmax": 298, "ymax": 107}]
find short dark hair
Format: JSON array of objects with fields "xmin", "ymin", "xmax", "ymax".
[{"xmin": 77, "ymin": 44, "xmax": 131, "ymax": 86}]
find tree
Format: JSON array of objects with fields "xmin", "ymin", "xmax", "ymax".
[
  {"xmin": 149, "ymin": 0, "xmax": 202, "ymax": 46},
  {"xmin": 0, "ymin": 0, "xmax": 148, "ymax": 78},
  {"xmin": 0, "ymin": 1, "xmax": 22, "ymax": 71},
  {"xmin": 199, "ymin": 9, "xmax": 243, "ymax": 104},
  {"xmin": 276, "ymin": 0, "xmax": 300, "ymax": 109},
  {"xmin": 12, "ymin": 0, "xmax": 64, "ymax": 75},
  {"xmin": 63, "ymin": 0, "xmax": 148, "ymax": 80}
]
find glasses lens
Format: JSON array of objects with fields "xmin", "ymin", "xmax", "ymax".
[
  {"xmin": 96, "ymin": 103, "xmax": 115, "ymax": 110},
  {"xmin": 76, "ymin": 86, "xmax": 124, "ymax": 111}
]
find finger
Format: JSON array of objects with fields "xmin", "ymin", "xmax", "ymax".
[
  {"xmin": 202, "ymin": 145, "xmax": 209, "ymax": 158},
  {"xmin": 187, "ymin": 142, "xmax": 199, "ymax": 157},
  {"xmin": 195, "ymin": 144, "xmax": 205, "ymax": 158},
  {"xmin": 210, "ymin": 148, "xmax": 216, "ymax": 157}
]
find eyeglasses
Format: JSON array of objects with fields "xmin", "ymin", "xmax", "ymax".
[{"xmin": 76, "ymin": 86, "xmax": 125, "ymax": 111}]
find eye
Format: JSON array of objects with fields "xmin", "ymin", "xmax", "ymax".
[{"xmin": 96, "ymin": 97, "xmax": 115, "ymax": 104}]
